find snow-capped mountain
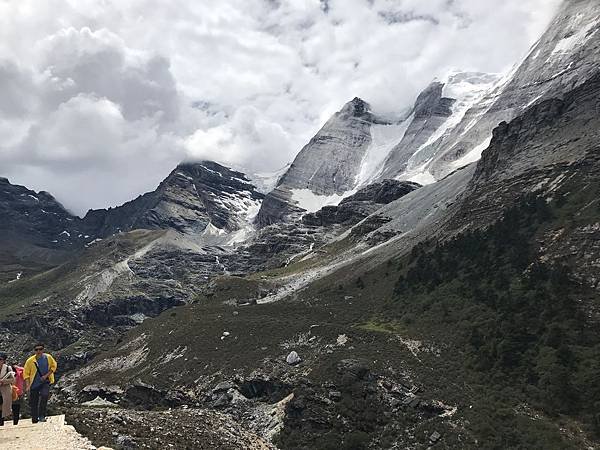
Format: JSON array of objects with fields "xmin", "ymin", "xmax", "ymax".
[
  {"xmin": 255, "ymin": 71, "xmax": 500, "ymax": 225},
  {"xmin": 255, "ymin": 0, "xmax": 600, "ymax": 228},
  {"xmin": 373, "ymin": 71, "xmax": 501, "ymax": 184},
  {"xmin": 408, "ymin": 0, "xmax": 600, "ymax": 180},
  {"xmin": 256, "ymin": 97, "xmax": 383, "ymax": 226},
  {"xmin": 3, "ymin": 2, "xmax": 600, "ymax": 447}
]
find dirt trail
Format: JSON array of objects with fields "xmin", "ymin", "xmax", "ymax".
[{"xmin": 0, "ymin": 415, "xmax": 110, "ymax": 450}]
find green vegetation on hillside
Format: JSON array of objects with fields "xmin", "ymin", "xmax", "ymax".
[{"xmin": 391, "ymin": 193, "xmax": 600, "ymax": 444}]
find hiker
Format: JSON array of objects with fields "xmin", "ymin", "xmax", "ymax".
[
  {"xmin": 0, "ymin": 352, "xmax": 15, "ymax": 426},
  {"xmin": 11, "ymin": 363, "xmax": 24, "ymax": 425},
  {"xmin": 23, "ymin": 343, "xmax": 57, "ymax": 424}
]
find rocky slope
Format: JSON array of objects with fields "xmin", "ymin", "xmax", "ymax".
[{"xmin": 0, "ymin": 177, "xmax": 86, "ymax": 282}]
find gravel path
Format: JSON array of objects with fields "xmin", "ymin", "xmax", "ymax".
[{"xmin": 1, "ymin": 415, "xmax": 108, "ymax": 450}]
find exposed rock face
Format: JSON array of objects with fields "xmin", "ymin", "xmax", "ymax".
[
  {"xmin": 453, "ymin": 72, "xmax": 600, "ymax": 229},
  {"xmin": 227, "ymin": 221, "xmax": 338, "ymax": 272},
  {"xmin": 416, "ymin": 0, "xmax": 600, "ymax": 179},
  {"xmin": 0, "ymin": 178, "xmax": 85, "ymax": 281},
  {"xmin": 257, "ymin": 98, "xmax": 379, "ymax": 226},
  {"xmin": 83, "ymin": 161, "xmax": 264, "ymax": 236},
  {"xmin": 302, "ymin": 180, "xmax": 420, "ymax": 227},
  {"xmin": 445, "ymin": 72, "xmax": 600, "ymax": 289},
  {"xmin": 253, "ymin": 186, "xmax": 305, "ymax": 228},
  {"xmin": 0, "ymin": 178, "xmax": 79, "ymax": 245},
  {"xmin": 377, "ymin": 82, "xmax": 456, "ymax": 179},
  {"xmin": 340, "ymin": 180, "xmax": 420, "ymax": 205},
  {"xmin": 376, "ymin": 72, "xmax": 500, "ymax": 183},
  {"xmin": 278, "ymin": 97, "xmax": 375, "ymax": 195}
]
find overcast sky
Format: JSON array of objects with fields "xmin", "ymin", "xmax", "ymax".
[{"xmin": 0, "ymin": 0, "xmax": 561, "ymax": 215}]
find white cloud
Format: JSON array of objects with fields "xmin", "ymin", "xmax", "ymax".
[
  {"xmin": 0, "ymin": 0, "xmax": 562, "ymax": 214},
  {"xmin": 185, "ymin": 105, "xmax": 293, "ymax": 172}
]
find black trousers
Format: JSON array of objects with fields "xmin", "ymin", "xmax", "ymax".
[
  {"xmin": 12, "ymin": 402, "xmax": 20, "ymax": 425},
  {"xmin": 0, "ymin": 400, "xmax": 20, "ymax": 425},
  {"xmin": 29, "ymin": 383, "xmax": 50, "ymax": 422}
]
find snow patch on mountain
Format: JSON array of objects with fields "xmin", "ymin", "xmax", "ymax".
[
  {"xmin": 451, "ymin": 135, "xmax": 493, "ymax": 169},
  {"xmin": 549, "ymin": 16, "xmax": 599, "ymax": 58},
  {"xmin": 389, "ymin": 71, "xmax": 501, "ymax": 181},
  {"xmin": 404, "ymin": 166, "xmax": 436, "ymax": 186},
  {"xmin": 356, "ymin": 118, "xmax": 412, "ymax": 186},
  {"xmin": 245, "ymin": 164, "xmax": 291, "ymax": 194},
  {"xmin": 290, "ymin": 189, "xmax": 349, "ymax": 213},
  {"xmin": 431, "ymin": 72, "xmax": 500, "ymax": 144}
]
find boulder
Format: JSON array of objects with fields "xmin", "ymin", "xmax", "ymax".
[
  {"xmin": 213, "ymin": 381, "xmax": 235, "ymax": 393},
  {"xmin": 286, "ymin": 351, "xmax": 302, "ymax": 365}
]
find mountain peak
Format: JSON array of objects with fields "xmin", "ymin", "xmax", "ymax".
[
  {"xmin": 82, "ymin": 160, "xmax": 264, "ymax": 236},
  {"xmin": 339, "ymin": 96, "xmax": 372, "ymax": 119}
]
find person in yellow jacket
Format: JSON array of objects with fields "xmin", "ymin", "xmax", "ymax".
[{"xmin": 23, "ymin": 343, "xmax": 57, "ymax": 423}]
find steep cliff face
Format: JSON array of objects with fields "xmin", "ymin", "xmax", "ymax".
[
  {"xmin": 0, "ymin": 177, "xmax": 79, "ymax": 244},
  {"xmin": 440, "ymin": 72, "xmax": 600, "ymax": 293},
  {"xmin": 375, "ymin": 72, "xmax": 500, "ymax": 183},
  {"xmin": 452, "ymin": 72, "xmax": 600, "ymax": 231},
  {"xmin": 278, "ymin": 97, "xmax": 376, "ymax": 195},
  {"xmin": 374, "ymin": 82, "xmax": 452, "ymax": 181},
  {"xmin": 256, "ymin": 98, "xmax": 380, "ymax": 226},
  {"xmin": 415, "ymin": 0, "xmax": 600, "ymax": 180}
]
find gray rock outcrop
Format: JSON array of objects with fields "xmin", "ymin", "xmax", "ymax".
[{"xmin": 302, "ymin": 179, "xmax": 420, "ymax": 227}]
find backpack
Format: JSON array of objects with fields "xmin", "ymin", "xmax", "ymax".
[{"xmin": 12, "ymin": 366, "xmax": 24, "ymax": 398}]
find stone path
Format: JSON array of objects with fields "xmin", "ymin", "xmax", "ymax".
[{"xmin": 0, "ymin": 415, "xmax": 111, "ymax": 450}]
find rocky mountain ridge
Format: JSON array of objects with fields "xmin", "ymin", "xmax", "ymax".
[
  {"xmin": 256, "ymin": 0, "xmax": 600, "ymax": 228},
  {"xmin": 0, "ymin": 177, "xmax": 85, "ymax": 282},
  {"xmin": 83, "ymin": 161, "xmax": 264, "ymax": 238}
]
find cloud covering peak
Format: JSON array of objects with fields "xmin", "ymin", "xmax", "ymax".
[{"xmin": 0, "ymin": 0, "xmax": 561, "ymax": 215}]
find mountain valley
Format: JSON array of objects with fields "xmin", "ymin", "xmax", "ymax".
[{"xmin": 1, "ymin": 1, "xmax": 600, "ymax": 448}]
